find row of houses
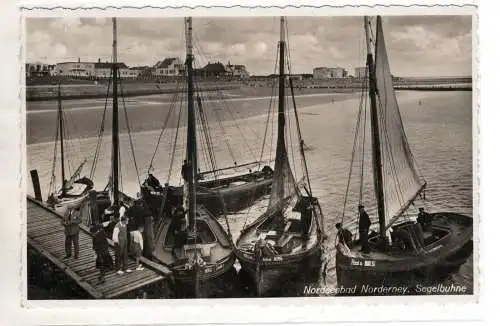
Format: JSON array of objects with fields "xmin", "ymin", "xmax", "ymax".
[
  {"xmin": 26, "ymin": 57, "xmax": 251, "ymax": 79},
  {"xmin": 312, "ymin": 66, "xmax": 369, "ymax": 79}
]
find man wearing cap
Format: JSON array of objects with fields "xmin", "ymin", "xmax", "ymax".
[
  {"xmin": 358, "ymin": 205, "xmax": 371, "ymax": 253},
  {"xmin": 62, "ymin": 206, "xmax": 82, "ymax": 259},
  {"xmin": 112, "ymin": 215, "xmax": 131, "ymax": 274}
]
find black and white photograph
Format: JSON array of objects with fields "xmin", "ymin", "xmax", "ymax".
[{"xmin": 24, "ymin": 13, "xmax": 475, "ymax": 300}]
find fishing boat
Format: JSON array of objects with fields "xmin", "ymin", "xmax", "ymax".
[
  {"xmin": 335, "ymin": 16, "xmax": 473, "ymax": 292},
  {"xmin": 46, "ymin": 84, "xmax": 93, "ymax": 213},
  {"xmin": 78, "ymin": 18, "xmax": 136, "ymax": 230},
  {"xmin": 140, "ymin": 34, "xmax": 274, "ymax": 217},
  {"xmin": 235, "ymin": 17, "xmax": 325, "ymax": 296},
  {"xmin": 147, "ymin": 17, "xmax": 236, "ymax": 298}
]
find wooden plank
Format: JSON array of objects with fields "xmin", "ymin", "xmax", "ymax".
[
  {"xmin": 28, "ymin": 227, "xmax": 64, "ymax": 238},
  {"xmin": 27, "ymin": 238, "xmax": 104, "ymax": 299},
  {"xmin": 104, "ymin": 275, "xmax": 164, "ymax": 298},
  {"xmin": 97, "ymin": 269, "xmax": 158, "ymax": 292}
]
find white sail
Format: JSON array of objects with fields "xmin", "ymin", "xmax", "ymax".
[{"xmin": 373, "ymin": 17, "xmax": 425, "ymax": 228}]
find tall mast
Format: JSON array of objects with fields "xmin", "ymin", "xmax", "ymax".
[
  {"xmin": 273, "ymin": 16, "xmax": 286, "ymax": 202},
  {"xmin": 364, "ymin": 16, "xmax": 386, "ymax": 238},
  {"xmin": 185, "ymin": 17, "xmax": 197, "ymax": 233},
  {"xmin": 57, "ymin": 83, "xmax": 66, "ymax": 196},
  {"xmin": 111, "ymin": 17, "xmax": 120, "ymax": 210}
]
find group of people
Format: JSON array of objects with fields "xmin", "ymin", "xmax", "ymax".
[
  {"xmin": 335, "ymin": 205, "xmax": 433, "ymax": 254},
  {"xmin": 61, "ymin": 201, "xmax": 149, "ymax": 285}
]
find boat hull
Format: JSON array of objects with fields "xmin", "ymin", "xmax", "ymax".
[
  {"xmin": 335, "ymin": 212, "xmax": 473, "ymax": 295},
  {"xmin": 167, "ymin": 253, "xmax": 237, "ymax": 298},
  {"xmin": 143, "ymin": 176, "xmax": 272, "ymax": 216},
  {"xmin": 236, "ymin": 244, "xmax": 322, "ymax": 296}
]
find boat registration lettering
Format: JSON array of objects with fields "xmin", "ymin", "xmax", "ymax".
[
  {"xmin": 262, "ymin": 256, "xmax": 283, "ymax": 262},
  {"xmin": 351, "ymin": 259, "xmax": 376, "ymax": 267}
]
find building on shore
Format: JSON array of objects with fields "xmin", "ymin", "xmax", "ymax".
[
  {"xmin": 226, "ymin": 61, "xmax": 250, "ymax": 78},
  {"xmin": 26, "ymin": 62, "xmax": 56, "ymax": 77},
  {"xmin": 55, "ymin": 58, "xmax": 96, "ymax": 77},
  {"xmin": 152, "ymin": 57, "xmax": 184, "ymax": 77},
  {"xmin": 94, "ymin": 60, "xmax": 130, "ymax": 79},
  {"xmin": 355, "ymin": 66, "xmax": 367, "ymax": 78},
  {"xmin": 313, "ymin": 67, "xmax": 347, "ymax": 79}
]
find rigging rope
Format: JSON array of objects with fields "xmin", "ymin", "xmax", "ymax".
[
  {"xmin": 90, "ymin": 76, "xmax": 112, "ymax": 180},
  {"xmin": 118, "ymin": 70, "xmax": 142, "ymax": 189},
  {"xmin": 147, "ymin": 80, "xmax": 183, "ymax": 174}
]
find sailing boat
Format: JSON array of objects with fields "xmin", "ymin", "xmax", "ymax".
[
  {"xmin": 141, "ymin": 33, "xmax": 274, "ymax": 217},
  {"xmin": 235, "ymin": 17, "xmax": 325, "ymax": 296},
  {"xmin": 46, "ymin": 84, "xmax": 93, "ymax": 213},
  {"xmin": 79, "ymin": 18, "xmax": 136, "ymax": 229},
  {"xmin": 335, "ymin": 16, "xmax": 473, "ymax": 291},
  {"xmin": 149, "ymin": 17, "xmax": 236, "ymax": 298}
]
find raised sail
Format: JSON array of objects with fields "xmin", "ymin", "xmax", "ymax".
[
  {"xmin": 267, "ymin": 17, "xmax": 301, "ymax": 211},
  {"xmin": 373, "ymin": 16, "xmax": 426, "ymax": 228}
]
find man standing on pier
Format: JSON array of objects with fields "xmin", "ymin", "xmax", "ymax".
[
  {"xmin": 113, "ymin": 216, "xmax": 132, "ymax": 274},
  {"xmin": 62, "ymin": 206, "xmax": 82, "ymax": 259}
]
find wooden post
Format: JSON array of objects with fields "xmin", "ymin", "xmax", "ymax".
[{"xmin": 30, "ymin": 169, "xmax": 42, "ymax": 201}]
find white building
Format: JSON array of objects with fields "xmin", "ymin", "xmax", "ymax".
[
  {"xmin": 355, "ymin": 66, "xmax": 367, "ymax": 78},
  {"xmin": 94, "ymin": 61, "xmax": 133, "ymax": 79},
  {"xmin": 55, "ymin": 59, "xmax": 95, "ymax": 77},
  {"xmin": 152, "ymin": 57, "xmax": 183, "ymax": 77},
  {"xmin": 313, "ymin": 67, "xmax": 347, "ymax": 79}
]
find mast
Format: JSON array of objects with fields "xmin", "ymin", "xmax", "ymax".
[
  {"xmin": 273, "ymin": 16, "xmax": 286, "ymax": 202},
  {"xmin": 185, "ymin": 17, "xmax": 197, "ymax": 233},
  {"xmin": 57, "ymin": 83, "xmax": 66, "ymax": 196},
  {"xmin": 111, "ymin": 17, "xmax": 120, "ymax": 210},
  {"xmin": 364, "ymin": 16, "xmax": 386, "ymax": 238}
]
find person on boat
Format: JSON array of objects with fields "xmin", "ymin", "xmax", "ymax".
[
  {"xmin": 112, "ymin": 216, "xmax": 132, "ymax": 274},
  {"xmin": 417, "ymin": 207, "xmax": 432, "ymax": 231},
  {"xmin": 181, "ymin": 160, "xmax": 191, "ymax": 182},
  {"xmin": 130, "ymin": 225, "xmax": 145, "ymax": 271},
  {"xmin": 171, "ymin": 206, "xmax": 187, "ymax": 257},
  {"xmin": 358, "ymin": 205, "xmax": 371, "ymax": 253},
  {"xmin": 262, "ymin": 165, "xmax": 273, "ymax": 177},
  {"xmin": 62, "ymin": 206, "xmax": 82, "ymax": 259},
  {"xmin": 335, "ymin": 222, "xmax": 353, "ymax": 248},
  {"xmin": 300, "ymin": 201, "xmax": 314, "ymax": 240},
  {"xmin": 90, "ymin": 224, "xmax": 113, "ymax": 284},
  {"xmin": 144, "ymin": 173, "xmax": 162, "ymax": 192}
]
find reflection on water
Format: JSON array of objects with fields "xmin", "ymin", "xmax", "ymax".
[{"xmin": 27, "ymin": 91, "xmax": 473, "ymax": 297}]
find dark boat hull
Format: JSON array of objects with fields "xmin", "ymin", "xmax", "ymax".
[
  {"xmin": 335, "ymin": 212, "xmax": 473, "ymax": 295},
  {"xmin": 167, "ymin": 253, "xmax": 237, "ymax": 298},
  {"xmin": 143, "ymin": 176, "xmax": 272, "ymax": 216},
  {"xmin": 236, "ymin": 244, "xmax": 322, "ymax": 296}
]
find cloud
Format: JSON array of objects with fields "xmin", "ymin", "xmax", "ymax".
[{"xmin": 25, "ymin": 16, "xmax": 472, "ymax": 76}]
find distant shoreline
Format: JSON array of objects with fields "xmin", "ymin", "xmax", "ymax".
[{"xmin": 25, "ymin": 78, "xmax": 472, "ymax": 102}]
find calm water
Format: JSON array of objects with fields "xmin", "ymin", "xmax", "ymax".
[{"xmin": 27, "ymin": 90, "xmax": 473, "ymax": 297}]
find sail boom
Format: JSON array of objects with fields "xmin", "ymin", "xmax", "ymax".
[{"xmin": 385, "ymin": 182, "xmax": 427, "ymax": 230}]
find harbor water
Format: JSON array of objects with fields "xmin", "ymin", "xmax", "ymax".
[{"xmin": 26, "ymin": 90, "xmax": 473, "ymax": 297}]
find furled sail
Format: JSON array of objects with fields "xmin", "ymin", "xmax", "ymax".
[
  {"xmin": 66, "ymin": 159, "xmax": 87, "ymax": 189},
  {"xmin": 373, "ymin": 17, "xmax": 426, "ymax": 228}
]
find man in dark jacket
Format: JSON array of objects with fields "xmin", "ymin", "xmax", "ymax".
[
  {"xmin": 358, "ymin": 205, "xmax": 372, "ymax": 253},
  {"xmin": 91, "ymin": 224, "xmax": 113, "ymax": 284},
  {"xmin": 62, "ymin": 206, "xmax": 82, "ymax": 259},
  {"xmin": 181, "ymin": 160, "xmax": 190, "ymax": 182},
  {"xmin": 336, "ymin": 223, "xmax": 353, "ymax": 248}
]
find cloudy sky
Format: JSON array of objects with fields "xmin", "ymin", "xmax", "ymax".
[{"xmin": 25, "ymin": 16, "xmax": 472, "ymax": 77}]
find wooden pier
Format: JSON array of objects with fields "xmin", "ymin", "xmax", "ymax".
[{"xmin": 27, "ymin": 196, "xmax": 172, "ymax": 299}]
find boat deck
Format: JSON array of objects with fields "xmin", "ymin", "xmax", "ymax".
[{"xmin": 27, "ymin": 196, "xmax": 172, "ymax": 299}]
